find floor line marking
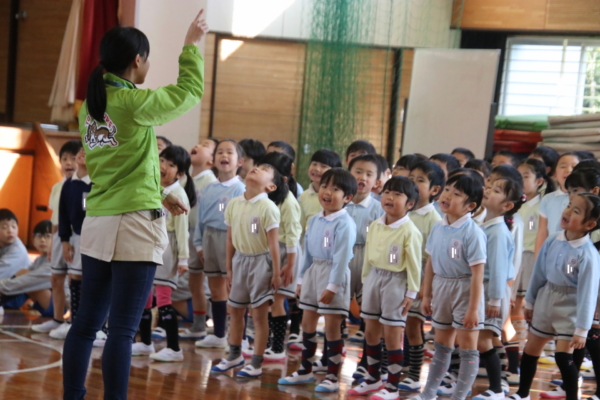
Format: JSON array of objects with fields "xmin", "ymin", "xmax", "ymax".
[{"xmin": 0, "ymin": 329, "xmax": 62, "ymax": 375}]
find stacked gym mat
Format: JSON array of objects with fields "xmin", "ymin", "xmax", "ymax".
[{"xmin": 541, "ymin": 113, "xmax": 600, "ymax": 158}]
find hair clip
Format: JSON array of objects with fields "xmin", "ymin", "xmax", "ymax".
[{"xmin": 521, "ymin": 194, "xmax": 527, "ymax": 202}]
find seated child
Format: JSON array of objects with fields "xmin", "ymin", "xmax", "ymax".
[{"xmin": 0, "ymin": 209, "xmax": 30, "ymax": 283}]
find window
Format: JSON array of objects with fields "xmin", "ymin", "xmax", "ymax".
[{"xmin": 500, "ymin": 37, "xmax": 600, "ymax": 116}]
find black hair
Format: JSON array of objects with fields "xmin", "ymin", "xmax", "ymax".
[
  {"xmin": 494, "ymin": 178, "xmax": 525, "ymax": 230},
  {"xmin": 382, "ymin": 176, "xmax": 420, "ymax": 211},
  {"xmin": 156, "ymin": 136, "xmax": 171, "ymax": 148},
  {"xmin": 574, "ymin": 159, "xmax": 600, "ymax": 174},
  {"xmin": 374, "ymin": 154, "xmax": 390, "ymax": 173},
  {"xmin": 59, "ymin": 140, "xmax": 83, "ymax": 158},
  {"xmin": 346, "ymin": 139, "xmax": 376, "ymax": 158},
  {"xmin": 430, "ymin": 153, "xmax": 460, "ymax": 174},
  {"xmin": 552, "ymin": 152, "xmax": 580, "ymax": 178},
  {"xmin": 239, "ymin": 138, "xmax": 266, "ymax": 164},
  {"xmin": 574, "ymin": 150, "xmax": 596, "ymax": 161},
  {"xmin": 577, "ymin": 193, "xmax": 600, "ymax": 247},
  {"xmin": 493, "ymin": 150, "xmax": 519, "ymax": 167},
  {"xmin": 160, "ymin": 145, "xmax": 197, "ymax": 208},
  {"xmin": 465, "ymin": 158, "xmax": 492, "ymax": 178},
  {"xmin": 215, "ymin": 139, "xmax": 244, "ymax": 160},
  {"xmin": 530, "ymin": 146, "xmax": 559, "ymax": 173},
  {"xmin": 445, "ymin": 173, "xmax": 484, "ymax": 212},
  {"xmin": 33, "ymin": 220, "xmax": 52, "ymax": 236},
  {"xmin": 311, "ymin": 149, "xmax": 342, "ymax": 169},
  {"xmin": 207, "ymin": 137, "xmax": 219, "ymax": 147},
  {"xmin": 259, "ymin": 164, "xmax": 289, "ymax": 206},
  {"xmin": 348, "ymin": 154, "xmax": 382, "ymax": 180},
  {"xmin": 452, "ymin": 147, "xmax": 475, "ymax": 162},
  {"xmin": 519, "ymin": 158, "xmax": 556, "ymax": 195},
  {"xmin": 410, "ymin": 161, "xmax": 446, "ymax": 202},
  {"xmin": 87, "ymin": 27, "xmax": 150, "ymax": 122},
  {"xmin": 565, "ymin": 168, "xmax": 600, "ymax": 193},
  {"xmin": 491, "ymin": 164, "xmax": 524, "ymax": 187},
  {"xmin": 268, "ymin": 141, "xmax": 296, "ymax": 160},
  {"xmin": 320, "ymin": 168, "xmax": 358, "ymax": 201},
  {"xmin": 0, "ymin": 209, "xmax": 17, "ymax": 224},
  {"xmin": 260, "ymin": 152, "xmax": 298, "ymax": 198},
  {"xmin": 394, "ymin": 154, "xmax": 427, "ymax": 173}
]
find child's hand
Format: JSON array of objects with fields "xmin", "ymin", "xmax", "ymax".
[
  {"xmin": 571, "ymin": 334, "xmax": 586, "ymax": 349},
  {"xmin": 400, "ymin": 297, "xmax": 414, "ymax": 317},
  {"xmin": 271, "ymin": 275, "xmax": 282, "ymax": 291},
  {"xmin": 178, "ymin": 265, "xmax": 188, "ymax": 275},
  {"xmin": 524, "ymin": 308, "xmax": 533, "ymax": 323},
  {"xmin": 226, "ymin": 271, "xmax": 233, "ymax": 290},
  {"xmin": 510, "ymin": 299, "xmax": 516, "ymax": 309},
  {"xmin": 486, "ymin": 305, "xmax": 500, "ymax": 318},
  {"xmin": 295, "ymin": 284, "xmax": 302, "ymax": 299},
  {"xmin": 163, "ymin": 193, "xmax": 189, "ymax": 216},
  {"xmin": 319, "ymin": 289, "xmax": 335, "ymax": 304},
  {"xmin": 462, "ymin": 308, "xmax": 479, "ymax": 330},
  {"xmin": 62, "ymin": 242, "xmax": 74, "ymax": 263},
  {"xmin": 197, "ymin": 250, "xmax": 204, "ymax": 264},
  {"xmin": 280, "ymin": 265, "xmax": 294, "ymax": 287},
  {"xmin": 421, "ymin": 295, "xmax": 432, "ymax": 316}
]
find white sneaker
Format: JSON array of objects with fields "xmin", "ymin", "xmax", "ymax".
[
  {"xmin": 502, "ymin": 379, "xmax": 510, "ymax": 394},
  {"xmin": 32, "ymin": 319, "xmax": 62, "ymax": 333},
  {"xmin": 287, "ymin": 333, "xmax": 302, "ymax": 350},
  {"xmin": 278, "ymin": 371, "xmax": 315, "ymax": 385},
  {"xmin": 211, "ymin": 356, "xmax": 244, "ymax": 372},
  {"xmin": 195, "ymin": 334, "xmax": 228, "ymax": 348},
  {"xmin": 504, "ymin": 371, "xmax": 520, "ymax": 385},
  {"xmin": 371, "ymin": 388, "xmax": 400, "ymax": 400},
  {"xmin": 150, "ymin": 347, "xmax": 184, "ymax": 362},
  {"xmin": 507, "ymin": 395, "xmax": 530, "ymax": 400},
  {"xmin": 348, "ymin": 380, "xmax": 384, "ymax": 395},
  {"xmin": 544, "ymin": 340, "xmax": 556, "ymax": 352},
  {"xmin": 353, "ymin": 366, "xmax": 368, "ymax": 380},
  {"xmin": 582, "ymin": 368, "xmax": 596, "ymax": 379},
  {"xmin": 399, "ymin": 377, "xmax": 422, "ymax": 391},
  {"xmin": 315, "ymin": 379, "xmax": 339, "ymax": 393},
  {"xmin": 312, "ymin": 360, "xmax": 327, "ymax": 374},
  {"xmin": 381, "ymin": 373, "xmax": 388, "ymax": 382},
  {"xmin": 442, "ymin": 371, "xmax": 458, "ymax": 385},
  {"xmin": 132, "ymin": 342, "xmax": 155, "ymax": 356},
  {"xmin": 540, "ymin": 386, "xmax": 566, "ymax": 399},
  {"xmin": 93, "ymin": 330, "xmax": 107, "ymax": 347},
  {"xmin": 245, "ymin": 328, "xmax": 255, "ymax": 341},
  {"xmin": 437, "ymin": 382, "xmax": 472, "ymax": 396},
  {"xmin": 151, "ymin": 327, "xmax": 166, "ymax": 339},
  {"xmin": 237, "ymin": 364, "xmax": 262, "ymax": 378},
  {"xmin": 473, "ymin": 390, "xmax": 505, "ymax": 400},
  {"xmin": 49, "ymin": 322, "xmax": 71, "ymax": 339},
  {"xmin": 179, "ymin": 329, "xmax": 206, "ymax": 340},
  {"xmin": 350, "ymin": 330, "xmax": 365, "ymax": 343},
  {"xmin": 582, "ymin": 358, "xmax": 593, "ymax": 369},
  {"xmin": 424, "ymin": 330, "xmax": 435, "ymax": 342},
  {"xmin": 263, "ymin": 348, "xmax": 286, "ymax": 362}
]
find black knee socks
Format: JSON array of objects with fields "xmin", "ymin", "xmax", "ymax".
[
  {"xmin": 481, "ymin": 348, "xmax": 502, "ymax": 394},
  {"xmin": 69, "ymin": 279, "xmax": 82, "ymax": 320},
  {"xmin": 586, "ymin": 328, "xmax": 600, "ymax": 396},
  {"xmin": 288, "ymin": 298, "xmax": 302, "ymax": 335},
  {"xmin": 159, "ymin": 305, "xmax": 180, "ymax": 352},
  {"xmin": 516, "ymin": 352, "xmax": 540, "ymax": 398},
  {"xmin": 139, "ymin": 309, "xmax": 152, "ymax": 345},
  {"xmin": 555, "ymin": 352, "xmax": 579, "ymax": 400}
]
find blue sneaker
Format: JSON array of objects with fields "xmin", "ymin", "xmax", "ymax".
[
  {"xmin": 278, "ymin": 371, "xmax": 315, "ymax": 385},
  {"xmin": 236, "ymin": 365, "xmax": 262, "ymax": 378},
  {"xmin": 211, "ymin": 356, "xmax": 244, "ymax": 373},
  {"xmin": 315, "ymin": 379, "xmax": 339, "ymax": 392}
]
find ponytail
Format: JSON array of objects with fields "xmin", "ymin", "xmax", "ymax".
[
  {"xmin": 287, "ymin": 175, "xmax": 298, "ymax": 199},
  {"xmin": 259, "ymin": 151, "xmax": 298, "ymax": 200},
  {"xmin": 183, "ymin": 170, "xmax": 197, "ymax": 208},
  {"xmin": 87, "ymin": 64, "xmax": 107, "ymax": 122},
  {"xmin": 495, "ymin": 178, "xmax": 525, "ymax": 231},
  {"xmin": 579, "ymin": 193, "xmax": 600, "ymax": 250}
]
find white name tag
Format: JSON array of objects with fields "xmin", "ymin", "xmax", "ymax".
[
  {"xmin": 389, "ymin": 245, "xmax": 400, "ymax": 265},
  {"xmin": 323, "ymin": 229, "xmax": 333, "ymax": 249},
  {"xmin": 449, "ymin": 239, "xmax": 462, "ymax": 260},
  {"xmin": 218, "ymin": 196, "xmax": 228, "ymax": 212},
  {"xmin": 566, "ymin": 256, "xmax": 578, "ymax": 276},
  {"xmin": 528, "ymin": 215, "xmax": 536, "ymax": 231},
  {"xmin": 250, "ymin": 216, "xmax": 260, "ymax": 235}
]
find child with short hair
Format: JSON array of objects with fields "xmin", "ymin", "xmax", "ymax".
[
  {"xmin": 507, "ymin": 193, "xmax": 600, "ymax": 400},
  {"xmin": 133, "ymin": 145, "xmax": 196, "ymax": 362},
  {"xmin": 211, "ymin": 163, "xmax": 287, "ymax": 377},
  {"xmin": 194, "ymin": 139, "xmax": 246, "ymax": 348},
  {"xmin": 410, "ymin": 172, "xmax": 487, "ymax": 400},
  {"xmin": 492, "ymin": 150, "xmax": 519, "ymax": 168},
  {"xmin": 179, "ymin": 138, "xmax": 218, "ymax": 340},
  {"xmin": 430, "ymin": 153, "xmax": 460, "ymax": 180},
  {"xmin": 372, "ymin": 154, "xmax": 392, "ymax": 200},
  {"xmin": 0, "ymin": 220, "xmax": 53, "ymax": 315},
  {"xmin": 156, "ymin": 135, "xmax": 172, "ymax": 152},
  {"xmin": 239, "ymin": 138, "xmax": 266, "ymax": 180},
  {"xmin": 279, "ymin": 168, "xmax": 357, "ymax": 393},
  {"xmin": 32, "ymin": 140, "xmax": 79, "ymax": 333},
  {"xmin": 346, "ymin": 139, "xmax": 377, "ymax": 165},
  {"xmin": 266, "ymin": 140, "xmax": 304, "ymax": 196},
  {"xmin": 348, "ymin": 176, "xmax": 422, "ymax": 400},
  {"xmin": 529, "ymin": 146, "xmax": 559, "ymax": 176},
  {"xmin": 465, "ymin": 159, "xmax": 492, "ymax": 179},
  {"xmin": 452, "ymin": 148, "xmax": 475, "ymax": 168},
  {"xmin": 400, "ymin": 160, "xmax": 445, "ymax": 391},
  {"xmin": 393, "ymin": 154, "xmax": 428, "ymax": 177},
  {"xmin": 0, "ymin": 209, "xmax": 31, "ymax": 314}
]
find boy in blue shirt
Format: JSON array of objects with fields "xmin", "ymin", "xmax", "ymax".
[
  {"xmin": 0, "ymin": 209, "xmax": 31, "ymax": 314},
  {"xmin": 279, "ymin": 168, "xmax": 357, "ymax": 393}
]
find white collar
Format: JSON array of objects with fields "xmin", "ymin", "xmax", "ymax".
[
  {"xmin": 552, "ymin": 189, "xmax": 567, "ymax": 197},
  {"xmin": 482, "ymin": 216, "xmax": 505, "ymax": 229},
  {"xmin": 526, "ymin": 194, "xmax": 541, "ymax": 207},
  {"xmin": 245, "ymin": 192, "xmax": 268, "ymax": 203},
  {"xmin": 377, "ymin": 214, "xmax": 410, "ymax": 229},
  {"xmin": 441, "ymin": 212, "xmax": 472, "ymax": 228},
  {"xmin": 318, "ymin": 209, "xmax": 347, "ymax": 222},
  {"xmin": 414, "ymin": 203, "xmax": 435, "ymax": 215},
  {"xmin": 557, "ymin": 231, "xmax": 590, "ymax": 248},
  {"xmin": 307, "ymin": 183, "xmax": 318, "ymax": 195},
  {"xmin": 193, "ymin": 169, "xmax": 214, "ymax": 180},
  {"xmin": 162, "ymin": 180, "xmax": 181, "ymax": 195},
  {"xmin": 219, "ymin": 176, "xmax": 240, "ymax": 187},
  {"xmin": 351, "ymin": 195, "xmax": 372, "ymax": 208},
  {"xmin": 71, "ymin": 173, "xmax": 91, "ymax": 185}
]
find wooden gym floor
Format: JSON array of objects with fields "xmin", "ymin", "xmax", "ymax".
[{"xmin": 0, "ymin": 310, "xmax": 596, "ymax": 400}]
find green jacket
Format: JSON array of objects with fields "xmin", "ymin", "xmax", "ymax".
[{"xmin": 78, "ymin": 45, "xmax": 204, "ymax": 216}]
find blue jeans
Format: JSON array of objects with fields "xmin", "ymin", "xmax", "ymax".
[{"xmin": 63, "ymin": 255, "xmax": 156, "ymax": 400}]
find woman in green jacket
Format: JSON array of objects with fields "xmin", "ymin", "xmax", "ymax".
[{"xmin": 63, "ymin": 10, "xmax": 208, "ymax": 400}]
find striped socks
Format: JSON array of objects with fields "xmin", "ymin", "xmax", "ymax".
[{"xmin": 407, "ymin": 344, "xmax": 425, "ymax": 381}]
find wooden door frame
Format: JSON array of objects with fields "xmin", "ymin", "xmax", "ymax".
[{"xmin": 3, "ymin": 0, "xmax": 20, "ymax": 122}]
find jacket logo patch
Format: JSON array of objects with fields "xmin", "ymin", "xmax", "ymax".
[{"xmin": 85, "ymin": 113, "xmax": 118, "ymax": 149}]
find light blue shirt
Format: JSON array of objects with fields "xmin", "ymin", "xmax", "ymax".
[
  {"xmin": 539, "ymin": 190, "xmax": 569, "ymax": 235},
  {"xmin": 299, "ymin": 209, "xmax": 357, "ymax": 290},
  {"xmin": 526, "ymin": 232, "xmax": 600, "ymax": 336},
  {"xmin": 0, "ymin": 238, "xmax": 30, "ymax": 279},
  {"xmin": 346, "ymin": 195, "xmax": 384, "ymax": 245},
  {"xmin": 296, "ymin": 182, "xmax": 304, "ymax": 197},
  {"xmin": 426, "ymin": 213, "xmax": 487, "ymax": 277},
  {"xmin": 433, "ymin": 200, "xmax": 445, "ymax": 219},
  {"xmin": 482, "ymin": 217, "xmax": 515, "ymax": 302},
  {"xmin": 511, "ymin": 213, "xmax": 524, "ymax": 277},
  {"xmin": 193, "ymin": 176, "xmax": 245, "ymax": 250}
]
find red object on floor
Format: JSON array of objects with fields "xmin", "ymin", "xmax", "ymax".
[{"xmin": 494, "ymin": 129, "xmax": 542, "ymax": 143}]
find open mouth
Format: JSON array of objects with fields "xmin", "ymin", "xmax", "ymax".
[
  {"xmin": 65, "ymin": 168, "xmax": 75, "ymax": 173},
  {"xmin": 220, "ymin": 160, "xmax": 230, "ymax": 166},
  {"xmin": 562, "ymin": 216, "xmax": 569, "ymax": 224},
  {"xmin": 191, "ymin": 149, "xmax": 198, "ymax": 155},
  {"xmin": 358, "ymin": 182, "xmax": 366, "ymax": 190},
  {"xmin": 160, "ymin": 171, "xmax": 166, "ymax": 178},
  {"xmin": 384, "ymin": 202, "xmax": 393, "ymax": 208},
  {"xmin": 322, "ymin": 198, "xmax": 332, "ymax": 204},
  {"xmin": 440, "ymin": 200, "xmax": 449, "ymax": 208}
]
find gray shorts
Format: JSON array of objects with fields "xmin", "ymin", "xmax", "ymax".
[
  {"xmin": 171, "ymin": 271, "xmax": 192, "ymax": 302},
  {"xmin": 188, "ymin": 227, "xmax": 204, "ymax": 274},
  {"xmin": 52, "ymin": 234, "xmax": 82, "ymax": 276},
  {"xmin": 0, "ymin": 268, "xmax": 52, "ymax": 296},
  {"xmin": 276, "ymin": 242, "xmax": 301, "ymax": 298},
  {"xmin": 361, "ymin": 268, "xmax": 409, "ymax": 327},
  {"xmin": 154, "ymin": 231, "xmax": 179, "ymax": 289},
  {"xmin": 203, "ymin": 226, "xmax": 227, "ymax": 278},
  {"xmin": 483, "ymin": 280, "xmax": 511, "ymax": 337},
  {"xmin": 349, "ymin": 243, "xmax": 365, "ymax": 303},
  {"xmin": 530, "ymin": 282, "xmax": 577, "ymax": 340},
  {"xmin": 408, "ymin": 262, "xmax": 427, "ymax": 321},
  {"xmin": 228, "ymin": 252, "xmax": 274, "ymax": 308},
  {"xmin": 431, "ymin": 275, "xmax": 484, "ymax": 331},
  {"xmin": 514, "ymin": 251, "xmax": 535, "ymax": 297},
  {"xmin": 299, "ymin": 258, "xmax": 351, "ymax": 316}
]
